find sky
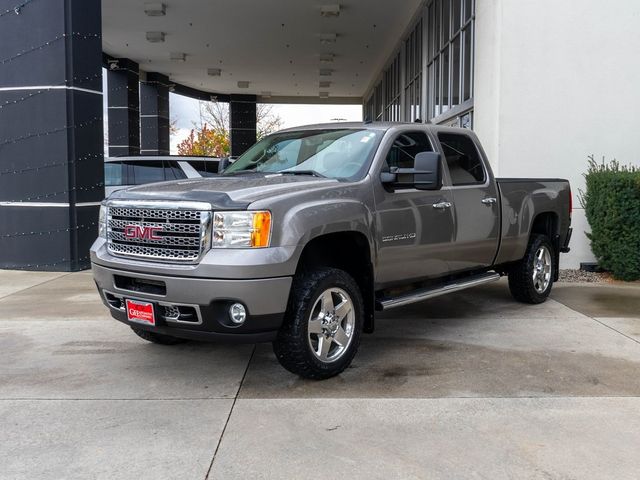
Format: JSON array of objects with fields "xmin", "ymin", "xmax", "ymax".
[{"xmin": 169, "ymin": 94, "xmax": 363, "ymax": 153}]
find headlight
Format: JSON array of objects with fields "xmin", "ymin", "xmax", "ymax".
[
  {"xmin": 98, "ymin": 204, "xmax": 107, "ymax": 239},
  {"xmin": 212, "ymin": 211, "xmax": 272, "ymax": 248}
]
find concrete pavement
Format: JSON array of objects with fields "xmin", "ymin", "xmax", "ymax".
[{"xmin": 1, "ymin": 271, "xmax": 639, "ymax": 479}]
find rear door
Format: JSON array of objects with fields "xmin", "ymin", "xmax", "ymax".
[
  {"xmin": 373, "ymin": 130, "xmax": 455, "ymax": 286},
  {"xmin": 437, "ymin": 132, "xmax": 500, "ymax": 271}
]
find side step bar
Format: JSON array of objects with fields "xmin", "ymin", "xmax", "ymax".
[{"xmin": 377, "ymin": 272, "xmax": 501, "ymax": 310}]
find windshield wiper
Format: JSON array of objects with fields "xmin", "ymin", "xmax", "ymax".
[{"xmin": 279, "ymin": 170, "xmax": 327, "ymax": 178}]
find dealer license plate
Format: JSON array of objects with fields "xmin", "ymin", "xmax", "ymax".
[{"xmin": 125, "ymin": 299, "xmax": 155, "ymax": 326}]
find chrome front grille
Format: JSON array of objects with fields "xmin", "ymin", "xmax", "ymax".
[{"xmin": 106, "ymin": 201, "xmax": 211, "ymax": 263}]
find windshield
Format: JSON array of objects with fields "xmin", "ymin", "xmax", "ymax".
[{"xmin": 223, "ymin": 128, "xmax": 382, "ymax": 180}]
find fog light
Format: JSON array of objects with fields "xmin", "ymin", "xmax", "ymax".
[{"xmin": 229, "ymin": 303, "xmax": 247, "ymax": 325}]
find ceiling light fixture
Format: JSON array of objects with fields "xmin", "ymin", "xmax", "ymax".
[
  {"xmin": 319, "ymin": 68, "xmax": 333, "ymax": 76},
  {"xmin": 319, "ymin": 33, "xmax": 337, "ymax": 44},
  {"xmin": 319, "ymin": 92, "xmax": 330, "ymax": 98},
  {"xmin": 145, "ymin": 31, "xmax": 165, "ymax": 43},
  {"xmin": 170, "ymin": 52, "xmax": 186, "ymax": 62},
  {"xmin": 320, "ymin": 5, "xmax": 341, "ymax": 17},
  {"xmin": 237, "ymin": 81, "xmax": 250, "ymax": 88},
  {"xmin": 319, "ymin": 81, "xmax": 331, "ymax": 88},
  {"xmin": 207, "ymin": 68, "xmax": 221, "ymax": 76},
  {"xmin": 144, "ymin": 2, "xmax": 166, "ymax": 16}
]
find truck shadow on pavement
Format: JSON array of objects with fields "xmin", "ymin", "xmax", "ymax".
[{"xmin": 239, "ymin": 282, "xmax": 640, "ymax": 399}]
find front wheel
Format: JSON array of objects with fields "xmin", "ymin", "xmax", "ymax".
[
  {"xmin": 273, "ymin": 267, "xmax": 364, "ymax": 380},
  {"xmin": 508, "ymin": 234, "xmax": 555, "ymax": 304}
]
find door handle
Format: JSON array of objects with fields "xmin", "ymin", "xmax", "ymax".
[
  {"xmin": 481, "ymin": 197, "xmax": 497, "ymax": 205},
  {"xmin": 432, "ymin": 201, "xmax": 452, "ymax": 209}
]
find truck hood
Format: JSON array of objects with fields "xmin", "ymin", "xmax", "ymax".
[{"xmin": 107, "ymin": 173, "xmax": 340, "ymax": 209}]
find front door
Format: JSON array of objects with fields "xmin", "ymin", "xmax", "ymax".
[{"xmin": 373, "ymin": 131, "xmax": 455, "ymax": 287}]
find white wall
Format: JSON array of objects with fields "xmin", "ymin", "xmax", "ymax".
[{"xmin": 474, "ymin": 0, "xmax": 640, "ymax": 268}]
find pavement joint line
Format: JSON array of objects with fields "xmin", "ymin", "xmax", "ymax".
[
  {"xmin": 550, "ymin": 295, "xmax": 640, "ymax": 346},
  {"xmin": 0, "ymin": 397, "xmax": 234, "ymax": 401},
  {"xmin": 0, "ymin": 272, "xmax": 74, "ymax": 301},
  {"xmin": 1, "ymin": 395, "xmax": 640, "ymax": 402},
  {"xmin": 205, "ymin": 344, "xmax": 256, "ymax": 480},
  {"xmin": 222, "ymin": 395, "xmax": 640, "ymax": 401},
  {"xmin": 589, "ymin": 317, "xmax": 640, "ymax": 346}
]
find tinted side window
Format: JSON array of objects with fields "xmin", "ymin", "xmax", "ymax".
[
  {"xmin": 438, "ymin": 133, "xmax": 485, "ymax": 185},
  {"xmin": 188, "ymin": 160, "xmax": 219, "ymax": 177},
  {"xmin": 126, "ymin": 161, "xmax": 165, "ymax": 185},
  {"xmin": 165, "ymin": 161, "xmax": 187, "ymax": 180},
  {"xmin": 385, "ymin": 131, "xmax": 432, "ymax": 170},
  {"xmin": 104, "ymin": 163, "xmax": 124, "ymax": 186}
]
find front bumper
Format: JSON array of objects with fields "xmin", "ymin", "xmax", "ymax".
[{"xmin": 92, "ymin": 263, "xmax": 292, "ymax": 343}]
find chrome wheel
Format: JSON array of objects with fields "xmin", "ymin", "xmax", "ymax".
[
  {"xmin": 532, "ymin": 245, "xmax": 552, "ymax": 293},
  {"xmin": 307, "ymin": 287, "xmax": 355, "ymax": 363}
]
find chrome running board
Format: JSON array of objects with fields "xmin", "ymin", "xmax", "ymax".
[{"xmin": 378, "ymin": 272, "xmax": 501, "ymax": 310}]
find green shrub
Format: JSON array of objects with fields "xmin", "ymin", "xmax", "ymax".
[{"xmin": 580, "ymin": 157, "xmax": 640, "ymax": 281}]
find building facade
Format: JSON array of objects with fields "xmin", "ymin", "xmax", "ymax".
[
  {"xmin": 1, "ymin": 0, "xmax": 638, "ymax": 270},
  {"xmin": 363, "ymin": 0, "xmax": 640, "ymax": 269}
]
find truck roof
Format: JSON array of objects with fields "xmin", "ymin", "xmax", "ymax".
[{"xmin": 278, "ymin": 121, "xmax": 470, "ymax": 134}]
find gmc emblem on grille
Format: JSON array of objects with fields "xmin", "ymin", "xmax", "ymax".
[{"xmin": 124, "ymin": 225, "xmax": 163, "ymax": 240}]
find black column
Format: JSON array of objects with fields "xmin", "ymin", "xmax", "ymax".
[
  {"xmin": 0, "ymin": 0, "xmax": 103, "ymax": 271},
  {"xmin": 107, "ymin": 58, "xmax": 139, "ymax": 156},
  {"xmin": 140, "ymin": 72, "xmax": 170, "ymax": 155},
  {"xmin": 229, "ymin": 94, "xmax": 257, "ymax": 157}
]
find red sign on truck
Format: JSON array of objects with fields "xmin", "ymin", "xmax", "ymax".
[{"xmin": 125, "ymin": 299, "xmax": 155, "ymax": 325}]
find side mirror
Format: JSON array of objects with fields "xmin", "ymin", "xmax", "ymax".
[
  {"xmin": 412, "ymin": 152, "xmax": 442, "ymax": 190},
  {"xmin": 380, "ymin": 151, "xmax": 442, "ymax": 190}
]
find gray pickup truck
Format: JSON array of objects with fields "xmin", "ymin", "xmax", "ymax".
[{"xmin": 91, "ymin": 122, "xmax": 572, "ymax": 379}]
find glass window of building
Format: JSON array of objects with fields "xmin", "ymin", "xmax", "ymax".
[
  {"xmin": 384, "ymin": 53, "xmax": 401, "ymax": 121},
  {"xmin": 426, "ymin": 0, "xmax": 475, "ymax": 126},
  {"xmin": 403, "ymin": 19, "xmax": 423, "ymax": 122},
  {"xmin": 364, "ymin": 0, "xmax": 475, "ymax": 129},
  {"xmin": 374, "ymin": 81, "xmax": 384, "ymax": 120}
]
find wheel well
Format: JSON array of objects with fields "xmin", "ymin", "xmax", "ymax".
[
  {"xmin": 531, "ymin": 212, "xmax": 559, "ymax": 240},
  {"xmin": 296, "ymin": 232, "xmax": 375, "ymax": 333}
]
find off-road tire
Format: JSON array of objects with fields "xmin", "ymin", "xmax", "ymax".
[
  {"xmin": 508, "ymin": 234, "xmax": 555, "ymax": 304},
  {"xmin": 131, "ymin": 327, "xmax": 187, "ymax": 345},
  {"xmin": 273, "ymin": 267, "xmax": 364, "ymax": 380}
]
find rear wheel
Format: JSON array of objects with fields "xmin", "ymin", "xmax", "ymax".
[
  {"xmin": 508, "ymin": 234, "xmax": 555, "ymax": 304},
  {"xmin": 273, "ymin": 267, "xmax": 364, "ymax": 380},
  {"xmin": 131, "ymin": 327, "xmax": 187, "ymax": 345}
]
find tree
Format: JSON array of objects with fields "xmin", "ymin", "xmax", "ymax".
[
  {"xmin": 198, "ymin": 101, "xmax": 283, "ymax": 140},
  {"xmin": 175, "ymin": 100, "xmax": 282, "ymax": 157},
  {"xmin": 176, "ymin": 123, "xmax": 229, "ymax": 157}
]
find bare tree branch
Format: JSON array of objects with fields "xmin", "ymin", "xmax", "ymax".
[{"xmin": 169, "ymin": 117, "xmax": 179, "ymax": 136}]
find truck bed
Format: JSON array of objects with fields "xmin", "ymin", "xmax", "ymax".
[{"xmin": 494, "ymin": 178, "xmax": 571, "ymax": 266}]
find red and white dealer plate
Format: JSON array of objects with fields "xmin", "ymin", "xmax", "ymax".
[{"xmin": 125, "ymin": 299, "xmax": 155, "ymax": 325}]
